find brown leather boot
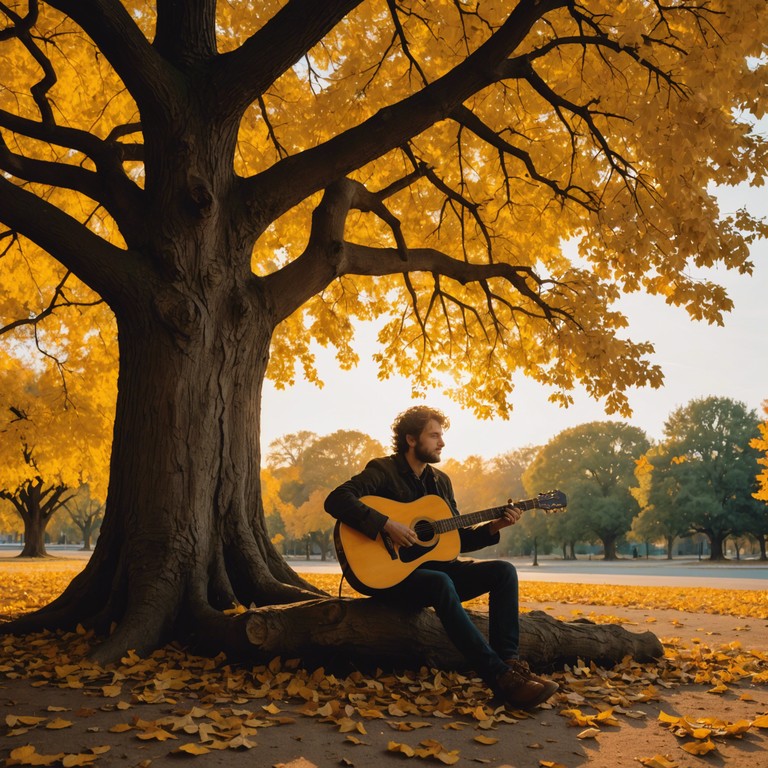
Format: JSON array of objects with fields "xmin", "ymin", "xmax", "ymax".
[
  {"xmin": 496, "ymin": 660, "xmax": 559, "ymax": 709},
  {"xmin": 504, "ymin": 658, "xmax": 556, "ymax": 688}
]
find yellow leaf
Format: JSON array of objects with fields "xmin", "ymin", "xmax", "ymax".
[
  {"xmin": 7, "ymin": 746, "xmax": 65, "ymax": 767},
  {"xmin": 473, "ymin": 735, "xmax": 499, "ymax": 745},
  {"xmin": 61, "ymin": 755, "xmax": 98, "ymax": 767},
  {"xmin": 387, "ymin": 741, "xmax": 415, "ymax": 757},
  {"xmin": 108, "ymin": 723, "xmax": 133, "ymax": 733},
  {"xmin": 577, "ymin": 727, "xmax": 601, "ymax": 739},
  {"xmin": 637, "ymin": 756, "xmax": 679, "ymax": 768},
  {"xmin": 45, "ymin": 718, "xmax": 73, "ymax": 730},
  {"xmin": 136, "ymin": 727, "xmax": 177, "ymax": 741},
  {"xmin": 681, "ymin": 740, "xmax": 717, "ymax": 755},
  {"xmin": 5, "ymin": 716, "xmax": 46, "ymax": 727},
  {"xmin": 171, "ymin": 743, "xmax": 211, "ymax": 755}
]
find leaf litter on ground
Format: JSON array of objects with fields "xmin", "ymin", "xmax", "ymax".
[{"xmin": 0, "ymin": 561, "xmax": 767, "ymax": 766}]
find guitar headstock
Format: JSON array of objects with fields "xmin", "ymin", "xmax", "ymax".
[{"xmin": 536, "ymin": 489, "xmax": 567, "ymax": 512}]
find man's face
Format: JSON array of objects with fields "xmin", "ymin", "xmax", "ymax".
[{"xmin": 412, "ymin": 419, "xmax": 445, "ymax": 464}]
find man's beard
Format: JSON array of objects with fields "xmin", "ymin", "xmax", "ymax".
[{"xmin": 414, "ymin": 442, "xmax": 441, "ymax": 464}]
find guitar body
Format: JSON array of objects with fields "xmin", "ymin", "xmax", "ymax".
[{"xmin": 334, "ymin": 495, "xmax": 460, "ymax": 595}]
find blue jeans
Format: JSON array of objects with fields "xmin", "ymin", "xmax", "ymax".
[{"xmin": 377, "ymin": 558, "xmax": 519, "ymax": 679}]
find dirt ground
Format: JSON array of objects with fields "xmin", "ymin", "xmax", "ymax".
[{"xmin": 1, "ymin": 600, "xmax": 766, "ymax": 768}]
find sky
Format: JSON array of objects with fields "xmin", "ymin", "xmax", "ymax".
[{"xmin": 260, "ymin": 185, "xmax": 768, "ymax": 462}]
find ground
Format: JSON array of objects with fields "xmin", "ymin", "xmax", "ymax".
[{"xmin": 1, "ymin": 557, "xmax": 767, "ymax": 768}]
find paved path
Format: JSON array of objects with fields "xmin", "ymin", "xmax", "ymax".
[
  {"xmin": 287, "ymin": 556, "xmax": 768, "ymax": 590},
  {"xmin": 2, "ymin": 546, "xmax": 766, "ymax": 590}
]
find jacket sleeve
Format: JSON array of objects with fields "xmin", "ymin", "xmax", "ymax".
[
  {"xmin": 459, "ymin": 524, "xmax": 501, "ymax": 553},
  {"xmin": 324, "ymin": 460, "xmax": 391, "ymax": 541}
]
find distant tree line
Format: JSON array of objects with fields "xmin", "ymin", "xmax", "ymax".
[
  {"xmin": 264, "ymin": 396, "xmax": 767, "ymax": 562},
  {"xmin": 1, "ymin": 395, "xmax": 765, "ymax": 562}
]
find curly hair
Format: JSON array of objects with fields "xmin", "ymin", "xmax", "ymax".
[{"xmin": 391, "ymin": 405, "xmax": 449, "ymax": 454}]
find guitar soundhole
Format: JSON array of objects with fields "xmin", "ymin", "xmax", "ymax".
[{"xmin": 414, "ymin": 519, "xmax": 436, "ymax": 542}]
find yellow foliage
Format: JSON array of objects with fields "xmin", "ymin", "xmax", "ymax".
[
  {"xmin": 1, "ymin": 1, "xmax": 766, "ymax": 423},
  {"xmin": 0, "ymin": 293, "xmax": 116, "ymax": 500},
  {"xmin": 751, "ymin": 401, "xmax": 768, "ymax": 502}
]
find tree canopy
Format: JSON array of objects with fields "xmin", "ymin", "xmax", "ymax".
[
  {"xmin": 2, "ymin": 1, "xmax": 766, "ymax": 416},
  {"xmin": 0, "ymin": 1, "xmax": 766, "ymax": 664}
]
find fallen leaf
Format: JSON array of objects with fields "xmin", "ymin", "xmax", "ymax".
[
  {"xmin": 680, "ymin": 740, "xmax": 717, "ymax": 755},
  {"xmin": 171, "ymin": 743, "xmax": 211, "ymax": 755}
]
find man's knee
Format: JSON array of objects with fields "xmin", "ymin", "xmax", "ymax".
[
  {"xmin": 429, "ymin": 571, "xmax": 461, "ymax": 606},
  {"xmin": 492, "ymin": 559, "xmax": 518, "ymax": 589}
]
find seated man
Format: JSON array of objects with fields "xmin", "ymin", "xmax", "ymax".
[{"xmin": 324, "ymin": 405, "xmax": 558, "ymax": 709}]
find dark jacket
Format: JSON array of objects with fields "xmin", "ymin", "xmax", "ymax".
[{"xmin": 324, "ymin": 453, "xmax": 499, "ymax": 553}]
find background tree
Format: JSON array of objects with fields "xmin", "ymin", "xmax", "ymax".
[
  {"xmin": 260, "ymin": 468, "xmax": 291, "ymax": 551},
  {"xmin": 524, "ymin": 422, "xmax": 650, "ymax": 559},
  {"xmin": 299, "ymin": 430, "xmax": 385, "ymax": 496},
  {"xmin": 267, "ymin": 429, "xmax": 384, "ymax": 559},
  {"xmin": 441, "ymin": 455, "xmax": 498, "ymax": 514},
  {"xmin": 749, "ymin": 402, "xmax": 768, "ymax": 559},
  {"xmin": 646, "ymin": 397, "xmax": 763, "ymax": 561},
  {"xmin": 0, "ymin": 325, "xmax": 114, "ymax": 556},
  {"xmin": 0, "ymin": 1, "xmax": 765, "ymax": 664},
  {"xmin": 630, "ymin": 452, "xmax": 691, "ymax": 559},
  {"xmin": 62, "ymin": 484, "xmax": 105, "ymax": 552},
  {"xmin": 266, "ymin": 432, "xmax": 319, "ymax": 471},
  {"xmin": 489, "ymin": 446, "xmax": 553, "ymax": 558},
  {"xmin": 282, "ymin": 489, "xmax": 335, "ymax": 562}
]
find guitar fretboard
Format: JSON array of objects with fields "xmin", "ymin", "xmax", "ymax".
[{"xmin": 432, "ymin": 497, "xmax": 542, "ymax": 534}]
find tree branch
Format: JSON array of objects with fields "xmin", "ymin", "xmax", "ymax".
[
  {"xmin": 0, "ymin": 270, "xmax": 102, "ymax": 337},
  {"xmin": 213, "ymin": 0, "xmax": 365, "ymax": 115},
  {"xmin": 242, "ymin": 0, "xmax": 567, "ymax": 228},
  {"xmin": 0, "ymin": 174, "xmax": 145, "ymax": 307},
  {"xmin": 45, "ymin": 0, "xmax": 174, "ymax": 115},
  {"xmin": 448, "ymin": 105, "xmax": 598, "ymax": 210}
]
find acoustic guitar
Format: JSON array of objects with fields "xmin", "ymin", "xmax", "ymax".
[{"xmin": 334, "ymin": 490, "xmax": 567, "ymax": 595}]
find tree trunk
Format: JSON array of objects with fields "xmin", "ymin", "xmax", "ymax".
[
  {"xmin": 666, "ymin": 535, "xmax": 674, "ymax": 559},
  {"xmin": 238, "ymin": 599, "xmax": 663, "ymax": 671},
  {"xmin": 708, "ymin": 532, "xmax": 727, "ymax": 560},
  {"xmin": 18, "ymin": 511, "xmax": 48, "ymax": 558},
  {"xmin": 601, "ymin": 534, "xmax": 618, "ymax": 560},
  {"xmin": 3, "ymin": 479, "xmax": 68, "ymax": 558}
]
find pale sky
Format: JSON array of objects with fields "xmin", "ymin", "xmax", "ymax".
[{"xmin": 261, "ymin": 184, "xmax": 767, "ymax": 461}]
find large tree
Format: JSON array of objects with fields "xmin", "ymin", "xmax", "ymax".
[{"xmin": 0, "ymin": 1, "xmax": 765, "ymax": 664}]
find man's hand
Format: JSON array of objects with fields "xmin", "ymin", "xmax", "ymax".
[
  {"xmin": 488, "ymin": 501, "xmax": 523, "ymax": 536},
  {"xmin": 382, "ymin": 518, "xmax": 418, "ymax": 547}
]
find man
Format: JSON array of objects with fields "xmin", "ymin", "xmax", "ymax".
[{"xmin": 324, "ymin": 405, "xmax": 559, "ymax": 709}]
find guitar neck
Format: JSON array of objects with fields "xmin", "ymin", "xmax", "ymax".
[{"xmin": 433, "ymin": 497, "xmax": 541, "ymax": 534}]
